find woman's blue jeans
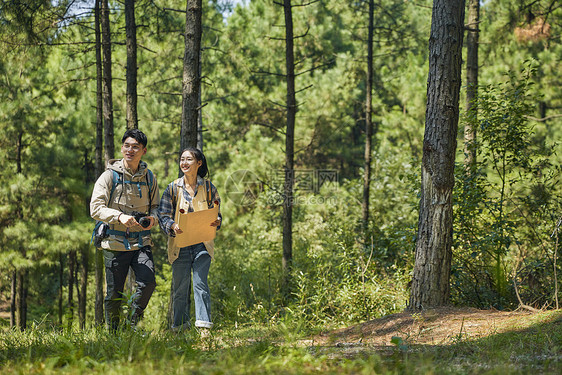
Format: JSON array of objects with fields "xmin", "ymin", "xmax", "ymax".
[{"xmin": 171, "ymin": 243, "xmax": 212, "ymax": 330}]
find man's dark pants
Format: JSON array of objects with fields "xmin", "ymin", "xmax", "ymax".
[{"xmin": 103, "ymin": 246, "xmax": 156, "ymax": 330}]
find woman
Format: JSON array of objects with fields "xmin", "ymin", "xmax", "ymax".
[{"xmin": 158, "ymin": 148, "xmax": 221, "ymax": 334}]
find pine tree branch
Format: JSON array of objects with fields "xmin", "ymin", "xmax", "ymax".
[{"xmin": 525, "ymin": 114, "xmax": 562, "ymax": 122}]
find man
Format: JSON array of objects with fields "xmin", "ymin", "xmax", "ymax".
[{"xmin": 90, "ymin": 129, "xmax": 159, "ymax": 330}]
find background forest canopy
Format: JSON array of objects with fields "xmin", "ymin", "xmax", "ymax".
[{"xmin": 0, "ymin": 0, "xmax": 561, "ymax": 331}]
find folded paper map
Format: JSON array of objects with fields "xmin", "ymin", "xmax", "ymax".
[{"xmin": 174, "ymin": 205, "xmax": 219, "ymax": 247}]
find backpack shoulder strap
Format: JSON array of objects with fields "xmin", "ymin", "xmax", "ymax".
[
  {"xmin": 146, "ymin": 169, "xmax": 155, "ymax": 206},
  {"xmin": 108, "ymin": 170, "xmax": 121, "ymax": 203},
  {"xmin": 112, "ymin": 169, "xmax": 153, "ymax": 200},
  {"xmin": 205, "ymin": 179, "xmax": 212, "ymax": 208},
  {"xmin": 146, "ymin": 169, "xmax": 154, "ymax": 190},
  {"xmin": 171, "ymin": 177, "xmax": 182, "ymax": 206}
]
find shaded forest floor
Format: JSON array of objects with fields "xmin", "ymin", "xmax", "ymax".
[
  {"xmin": 313, "ymin": 306, "xmax": 535, "ymax": 349},
  {"xmin": 306, "ymin": 306, "xmax": 562, "ymax": 368}
]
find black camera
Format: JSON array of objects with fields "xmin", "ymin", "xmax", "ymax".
[{"xmin": 132, "ymin": 211, "xmax": 151, "ymax": 228}]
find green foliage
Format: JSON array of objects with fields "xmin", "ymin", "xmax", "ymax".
[
  {"xmin": 288, "ymin": 187, "xmax": 412, "ymax": 325},
  {"xmin": 207, "ymin": 172, "xmax": 412, "ymax": 329},
  {"xmin": 0, "ymin": 43, "xmax": 91, "ymax": 273},
  {"xmin": 195, "ymin": 0, "xmax": 424, "ymax": 329},
  {"xmin": 0, "ymin": 0, "xmax": 561, "ymax": 336},
  {"xmin": 453, "ymin": 65, "xmax": 562, "ymax": 309}
]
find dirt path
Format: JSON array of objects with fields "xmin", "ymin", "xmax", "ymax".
[{"xmin": 313, "ymin": 306, "xmax": 534, "ymax": 347}]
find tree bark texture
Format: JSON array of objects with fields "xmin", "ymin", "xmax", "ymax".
[
  {"xmin": 409, "ymin": 0, "xmax": 466, "ymax": 310},
  {"xmin": 362, "ymin": 0, "xmax": 375, "ymax": 234},
  {"xmin": 10, "ymin": 271, "xmax": 16, "ymax": 327},
  {"xmin": 464, "ymin": 0, "xmax": 479, "ymax": 169},
  {"xmin": 68, "ymin": 250, "xmax": 76, "ymax": 329},
  {"xmin": 125, "ymin": 0, "xmax": 138, "ymax": 130},
  {"xmin": 94, "ymin": 238, "xmax": 105, "ymax": 325},
  {"xmin": 58, "ymin": 254, "xmax": 63, "ymax": 325},
  {"xmin": 78, "ymin": 245, "xmax": 88, "ymax": 329},
  {"xmin": 79, "ymin": 141, "xmax": 90, "ymax": 328},
  {"xmin": 16, "ymin": 269, "xmax": 27, "ymax": 330},
  {"xmin": 94, "ymin": 0, "xmax": 105, "ymax": 325},
  {"xmin": 180, "ymin": 0, "xmax": 202, "ymax": 153},
  {"xmin": 282, "ymin": 0, "xmax": 296, "ymax": 298},
  {"xmin": 95, "ymin": 0, "xmax": 104, "ymax": 177},
  {"xmin": 15, "ymin": 131, "xmax": 27, "ymax": 330},
  {"xmin": 101, "ymin": 0, "xmax": 114, "ymax": 163},
  {"xmin": 197, "ymin": 60, "xmax": 203, "ymax": 151}
]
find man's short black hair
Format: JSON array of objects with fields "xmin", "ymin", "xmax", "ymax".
[{"xmin": 122, "ymin": 129, "xmax": 148, "ymax": 147}]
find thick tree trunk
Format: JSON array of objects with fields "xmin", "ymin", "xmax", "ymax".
[
  {"xmin": 101, "ymin": 0, "xmax": 114, "ymax": 163},
  {"xmin": 362, "ymin": 0, "xmax": 375, "ymax": 234},
  {"xmin": 464, "ymin": 0, "xmax": 479, "ymax": 169},
  {"xmin": 94, "ymin": 0, "xmax": 105, "ymax": 326},
  {"xmin": 125, "ymin": 0, "xmax": 138, "ymax": 130},
  {"xmin": 409, "ymin": 0, "xmax": 466, "ymax": 310},
  {"xmin": 180, "ymin": 0, "xmax": 202, "ymax": 153},
  {"xmin": 282, "ymin": 0, "xmax": 296, "ymax": 299}
]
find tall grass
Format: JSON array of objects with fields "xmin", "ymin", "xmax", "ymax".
[{"xmin": 2, "ymin": 310, "xmax": 562, "ymax": 374}]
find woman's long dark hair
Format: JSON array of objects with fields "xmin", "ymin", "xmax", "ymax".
[{"xmin": 180, "ymin": 147, "xmax": 208, "ymax": 178}]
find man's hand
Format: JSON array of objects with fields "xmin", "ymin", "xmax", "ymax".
[
  {"xmin": 119, "ymin": 213, "xmax": 139, "ymax": 228},
  {"xmin": 119, "ymin": 214, "xmax": 156, "ymax": 229},
  {"xmin": 145, "ymin": 216, "xmax": 156, "ymax": 230}
]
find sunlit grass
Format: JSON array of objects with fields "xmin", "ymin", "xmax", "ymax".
[{"xmin": 1, "ymin": 310, "xmax": 561, "ymax": 374}]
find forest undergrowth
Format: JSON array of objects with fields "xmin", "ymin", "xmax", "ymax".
[
  {"xmin": 1, "ymin": 1, "xmax": 562, "ymax": 374},
  {"xmin": 1, "ymin": 307, "xmax": 561, "ymax": 374}
]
